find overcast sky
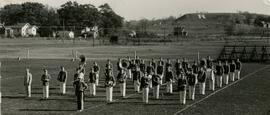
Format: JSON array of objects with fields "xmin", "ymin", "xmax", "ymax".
[{"xmin": 1, "ymin": 0, "xmax": 270, "ymax": 20}]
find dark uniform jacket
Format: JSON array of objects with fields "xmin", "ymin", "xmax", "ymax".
[
  {"xmin": 133, "ymin": 71, "xmax": 141, "ymax": 82},
  {"xmin": 58, "ymin": 71, "xmax": 67, "ymax": 82},
  {"xmin": 74, "ymin": 73, "xmax": 79, "ymax": 81},
  {"xmin": 41, "ymin": 74, "xmax": 51, "ymax": 86},
  {"xmin": 200, "ymin": 59, "xmax": 206, "ymax": 67},
  {"xmin": 117, "ymin": 73, "xmax": 126, "ymax": 83},
  {"xmin": 223, "ymin": 65, "xmax": 230, "ymax": 74},
  {"xmin": 197, "ymin": 70, "xmax": 206, "ymax": 83},
  {"xmin": 178, "ymin": 77, "xmax": 187, "ymax": 91},
  {"xmin": 230, "ymin": 63, "xmax": 236, "ymax": 73},
  {"xmin": 157, "ymin": 65, "xmax": 164, "ymax": 75},
  {"xmin": 165, "ymin": 71, "xmax": 173, "ymax": 82},
  {"xmin": 235, "ymin": 61, "xmax": 242, "ymax": 70},
  {"xmin": 129, "ymin": 63, "xmax": 136, "ymax": 73},
  {"xmin": 105, "ymin": 75, "xmax": 115, "ymax": 87},
  {"xmin": 175, "ymin": 62, "xmax": 181, "ymax": 75},
  {"xmin": 165, "ymin": 63, "xmax": 172, "ymax": 70},
  {"xmin": 88, "ymin": 72, "xmax": 96, "ymax": 83},
  {"xmin": 146, "ymin": 66, "xmax": 154, "ymax": 75},
  {"xmin": 73, "ymin": 80, "xmax": 88, "ymax": 95},
  {"xmin": 192, "ymin": 65, "xmax": 199, "ymax": 74},
  {"xmin": 216, "ymin": 65, "xmax": 224, "ymax": 76},
  {"xmin": 152, "ymin": 74, "xmax": 161, "ymax": 86},
  {"xmin": 187, "ymin": 73, "xmax": 196, "ymax": 86},
  {"xmin": 140, "ymin": 75, "xmax": 151, "ymax": 88},
  {"xmin": 93, "ymin": 65, "xmax": 100, "ymax": 73},
  {"xmin": 140, "ymin": 63, "xmax": 146, "ymax": 73},
  {"xmin": 206, "ymin": 59, "xmax": 213, "ymax": 69},
  {"xmin": 182, "ymin": 61, "xmax": 188, "ymax": 73}
]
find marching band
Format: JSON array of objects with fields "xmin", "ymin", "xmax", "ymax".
[{"xmin": 24, "ymin": 55, "xmax": 242, "ymax": 112}]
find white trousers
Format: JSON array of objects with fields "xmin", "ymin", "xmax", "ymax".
[
  {"xmin": 60, "ymin": 82, "xmax": 66, "ymax": 94},
  {"xmin": 166, "ymin": 81, "xmax": 173, "ymax": 93},
  {"xmin": 153, "ymin": 85, "xmax": 160, "ymax": 99},
  {"xmin": 229, "ymin": 72, "xmax": 235, "ymax": 82},
  {"xmin": 95, "ymin": 74, "xmax": 100, "ymax": 86},
  {"xmin": 134, "ymin": 80, "xmax": 140, "ymax": 92},
  {"xmin": 119, "ymin": 83, "xmax": 126, "ymax": 97},
  {"xmin": 127, "ymin": 69, "xmax": 132, "ymax": 79},
  {"xmin": 223, "ymin": 74, "xmax": 229, "ymax": 85},
  {"xmin": 235, "ymin": 70, "xmax": 240, "ymax": 80},
  {"xmin": 179, "ymin": 90, "xmax": 186, "ymax": 104},
  {"xmin": 199, "ymin": 82, "xmax": 206, "ymax": 95},
  {"xmin": 89, "ymin": 83, "xmax": 96, "ymax": 96},
  {"xmin": 106, "ymin": 87, "xmax": 113, "ymax": 102},
  {"xmin": 207, "ymin": 69, "xmax": 215, "ymax": 91},
  {"xmin": 159, "ymin": 74, "xmax": 164, "ymax": 84},
  {"xmin": 43, "ymin": 85, "xmax": 49, "ymax": 98},
  {"xmin": 216, "ymin": 75, "xmax": 223, "ymax": 88},
  {"xmin": 143, "ymin": 87, "xmax": 149, "ymax": 103},
  {"xmin": 149, "ymin": 80, "xmax": 153, "ymax": 89},
  {"xmin": 26, "ymin": 85, "xmax": 31, "ymax": 97},
  {"xmin": 188, "ymin": 86, "xmax": 195, "ymax": 100}
]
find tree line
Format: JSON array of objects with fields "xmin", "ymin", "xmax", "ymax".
[{"xmin": 0, "ymin": 1, "xmax": 124, "ymax": 37}]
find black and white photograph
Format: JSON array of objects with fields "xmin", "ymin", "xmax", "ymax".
[{"xmin": 0, "ymin": 0, "xmax": 270, "ymax": 115}]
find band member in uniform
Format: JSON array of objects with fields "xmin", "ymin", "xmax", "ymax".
[
  {"xmin": 129, "ymin": 60, "xmax": 137, "ymax": 79},
  {"xmin": 74, "ymin": 68, "xmax": 80, "ymax": 81},
  {"xmin": 117, "ymin": 69, "xmax": 127, "ymax": 98},
  {"xmin": 165, "ymin": 59, "xmax": 172, "ymax": 71},
  {"xmin": 141, "ymin": 72, "xmax": 151, "ymax": 104},
  {"xmin": 73, "ymin": 76, "xmax": 88, "ymax": 112},
  {"xmin": 57, "ymin": 66, "xmax": 67, "ymax": 95},
  {"xmin": 105, "ymin": 69, "xmax": 116, "ymax": 103},
  {"xmin": 140, "ymin": 59, "xmax": 146, "ymax": 74},
  {"xmin": 192, "ymin": 61, "xmax": 199, "ymax": 75},
  {"xmin": 235, "ymin": 59, "xmax": 242, "ymax": 80},
  {"xmin": 223, "ymin": 61, "xmax": 230, "ymax": 85},
  {"xmin": 88, "ymin": 68, "xmax": 96, "ymax": 96},
  {"xmin": 152, "ymin": 71, "xmax": 161, "ymax": 99},
  {"xmin": 178, "ymin": 70, "xmax": 187, "ymax": 104},
  {"xmin": 146, "ymin": 61, "xmax": 154, "ymax": 88},
  {"xmin": 175, "ymin": 59, "xmax": 181, "ymax": 77},
  {"xmin": 157, "ymin": 61, "xmax": 164, "ymax": 85},
  {"xmin": 133, "ymin": 66, "xmax": 142, "ymax": 92},
  {"xmin": 41, "ymin": 69, "xmax": 51, "ymax": 99},
  {"xmin": 135, "ymin": 56, "xmax": 140, "ymax": 65},
  {"xmin": 197, "ymin": 67, "xmax": 206, "ymax": 95},
  {"xmin": 165, "ymin": 66, "xmax": 174, "ymax": 94},
  {"xmin": 182, "ymin": 58, "xmax": 189, "ymax": 73},
  {"xmin": 150, "ymin": 58, "xmax": 157, "ymax": 73},
  {"xmin": 187, "ymin": 68, "xmax": 197, "ymax": 100},
  {"xmin": 229, "ymin": 60, "xmax": 236, "ymax": 82},
  {"xmin": 127, "ymin": 57, "xmax": 132, "ymax": 79},
  {"xmin": 206, "ymin": 56, "xmax": 215, "ymax": 91},
  {"xmin": 24, "ymin": 68, "xmax": 32, "ymax": 98},
  {"xmin": 215, "ymin": 61, "xmax": 224, "ymax": 88},
  {"xmin": 93, "ymin": 62, "xmax": 100, "ymax": 86},
  {"xmin": 200, "ymin": 58, "xmax": 207, "ymax": 69},
  {"xmin": 106, "ymin": 59, "xmax": 113, "ymax": 70}
]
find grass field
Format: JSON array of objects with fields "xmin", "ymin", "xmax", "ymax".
[{"xmin": 1, "ymin": 39, "xmax": 270, "ymax": 115}]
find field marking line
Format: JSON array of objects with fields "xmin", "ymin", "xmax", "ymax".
[
  {"xmin": 173, "ymin": 65, "xmax": 270, "ymax": 115},
  {"xmin": 70, "ymin": 88, "xmax": 139, "ymax": 115},
  {"xmin": 2, "ymin": 76, "xmax": 22, "ymax": 80}
]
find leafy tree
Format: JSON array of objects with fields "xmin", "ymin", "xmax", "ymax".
[{"xmin": 99, "ymin": 3, "xmax": 124, "ymax": 36}]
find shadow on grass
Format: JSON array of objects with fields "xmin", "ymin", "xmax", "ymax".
[
  {"xmin": 19, "ymin": 108, "xmax": 75, "ymax": 112},
  {"xmin": 2, "ymin": 95, "xmax": 25, "ymax": 99},
  {"xmin": 109, "ymin": 101, "xmax": 143, "ymax": 105}
]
